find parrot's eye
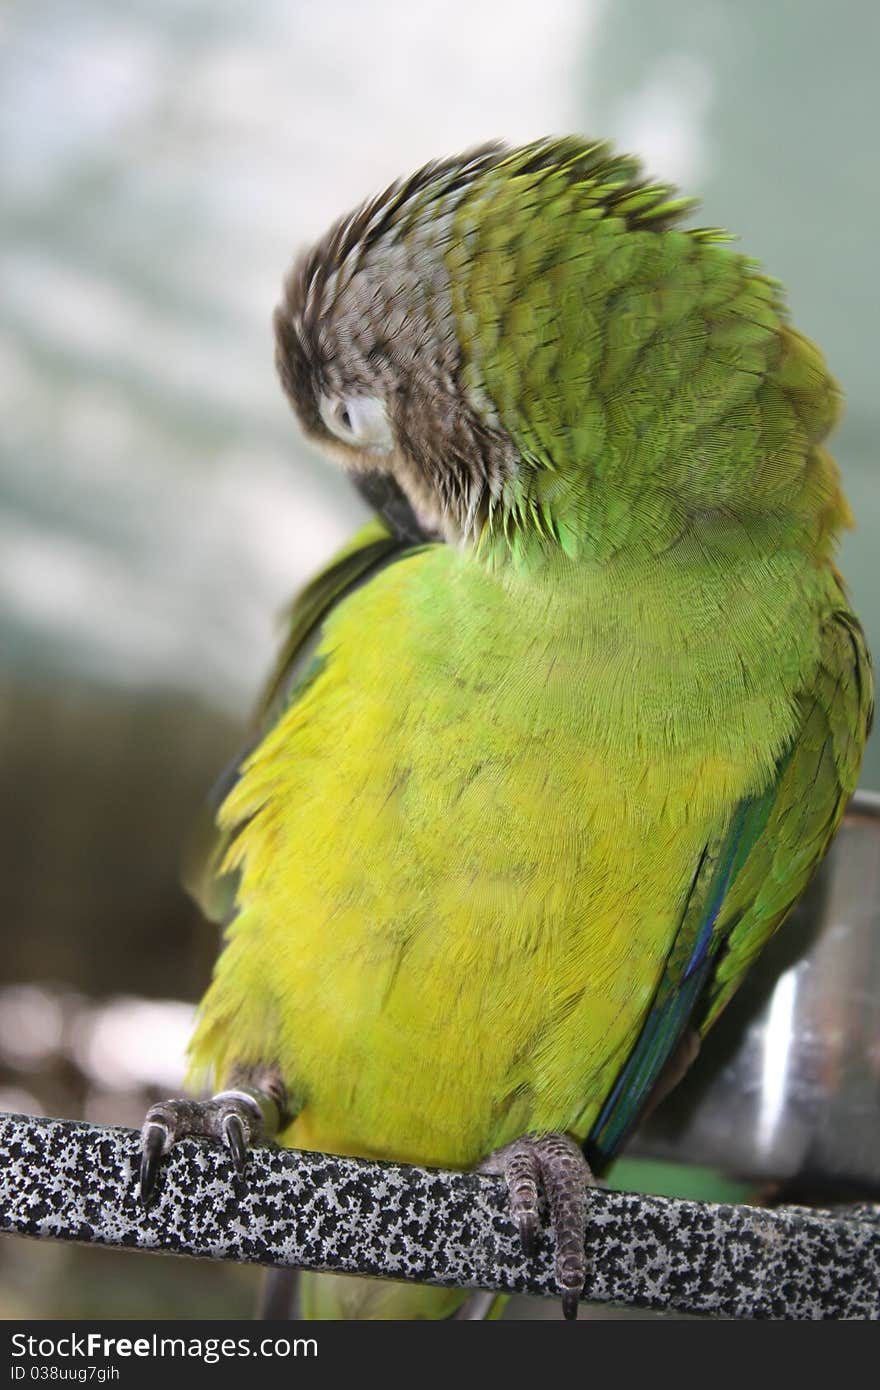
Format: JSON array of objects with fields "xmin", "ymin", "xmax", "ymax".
[{"xmin": 319, "ymin": 394, "xmax": 393, "ymax": 453}]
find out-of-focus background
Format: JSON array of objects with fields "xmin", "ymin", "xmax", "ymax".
[{"xmin": 1, "ymin": 0, "xmax": 877, "ymax": 1319}]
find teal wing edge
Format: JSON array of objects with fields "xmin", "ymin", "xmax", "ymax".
[
  {"xmin": 585, "ymin": 601, "xmax": 873, "ymax": 1172},
  {"xmin": 182, "ymin": 509, "xmax": 432, "ymax": 924}
]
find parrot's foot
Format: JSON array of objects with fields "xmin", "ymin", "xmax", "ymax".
[
  {"xmin": 484, "ymin": 1132, "xmax": 594, "ymax": 1320},
  {"xmin": 139, "ymin": 1071, "xmax": 287, "ymax": 1207}
]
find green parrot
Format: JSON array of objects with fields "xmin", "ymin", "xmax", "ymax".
[{"xmin": 140, "ymin": 138, "xmax": 872, "ymax": 1319}]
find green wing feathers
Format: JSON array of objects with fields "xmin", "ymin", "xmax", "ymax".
[
  {"xmin": 587, "ymin": 593, "xmax": 872, "ymax": 1167},
  {"xmin": 182, "ymin": 516, "xmax": 422, "ymax": 923},
  {"xmin": 699, "ymin": 600, "xmax": 873, "ymax": 1032},
  {"xmin": 256, "ymin": 518, "xmax": 408, "ymax": 729}
]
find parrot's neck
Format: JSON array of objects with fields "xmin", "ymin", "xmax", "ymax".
[
  {"xmin": 486, "ymin": 510, "xmax": 836, "ymax": 648},
  {"xmin": 463, "ymin": 512, "xmax": 839, "ymax": 798},
  {"xmin": 474, "ymin": 452, "xmax": 849, "ymax": 572}
]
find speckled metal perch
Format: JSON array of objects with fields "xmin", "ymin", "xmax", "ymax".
[{"xmin": 1, "ymin": 1112, "xmax": 878, "ymax": 1319}]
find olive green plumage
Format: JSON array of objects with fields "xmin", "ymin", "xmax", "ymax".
[
  {"xmin": 443, "ymin": 140, "xmax": 842, "ymax": 567},
  {"xmin": 186, "ymin": 137, "xmax": 872, "ymax": 1319}
]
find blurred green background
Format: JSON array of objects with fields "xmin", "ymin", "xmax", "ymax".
[{"xmin": 1, "ymin": 0, "xmax": 877, "ymax": 1319}]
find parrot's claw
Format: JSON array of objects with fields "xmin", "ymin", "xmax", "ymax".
[
  {"xmin": 222, "ymin": 1109, "xmax": 249, "ymax": 1173},
  {"xmin": 138, "ymin": 1122, "xmax": 168, "ymax": 1206},
  {"xmin": 486, "ymin": 1132, "xmax": 594, "ymax": 1320},
  {"xmin": 138, "ymin": 1085, "xmax": 281, "ymax": 1206}
]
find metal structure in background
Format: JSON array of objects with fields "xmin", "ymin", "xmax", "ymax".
[
  {"xmin": 633, "ymin": 791, "xmax": 880, "ymax": 1191},
  {"xmin": 1, "ymin": 1112, "xmax": 879, "ymax": 1319}
]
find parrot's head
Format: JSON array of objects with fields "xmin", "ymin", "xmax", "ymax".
[
  {"xmin": 274, "ymin": 138, "xmax": 845, "ymax": 563},
  {"xmin": 273, "ymin": 144, "xmax": 515, "ymax": 543}
]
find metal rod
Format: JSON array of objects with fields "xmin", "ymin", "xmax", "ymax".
[{"xmin": 1, "ymin": 1112, "xmax": 878, "ymax": 1318}]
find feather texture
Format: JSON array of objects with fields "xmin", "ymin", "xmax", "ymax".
[{"xmin": 185, "ymin": 139, "xmax": 872, "ymax": 1318}]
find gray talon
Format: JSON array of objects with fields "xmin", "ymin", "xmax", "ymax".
[
  {"xmin": 139, "ymin": 1122, "xmax": 168, "ymax": 1206},
  {"xmin": 517, "ymin": 1212, "xmax": 537, "ymax": 1259},
  {"xmin": 136, "ymin": 1078, "xmax": 286, "ymax": 1204},
  {"xmin": 222, "ymin": 1111, "xmax": 249, "ymax": 1171},
  {"xmin": 562, "ymin": 1289, "xmax": 580, "ymax": 1321},
  {"xmin": 490, "ymin": 1131, "xmax": 593, "ymax": 1319}
]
